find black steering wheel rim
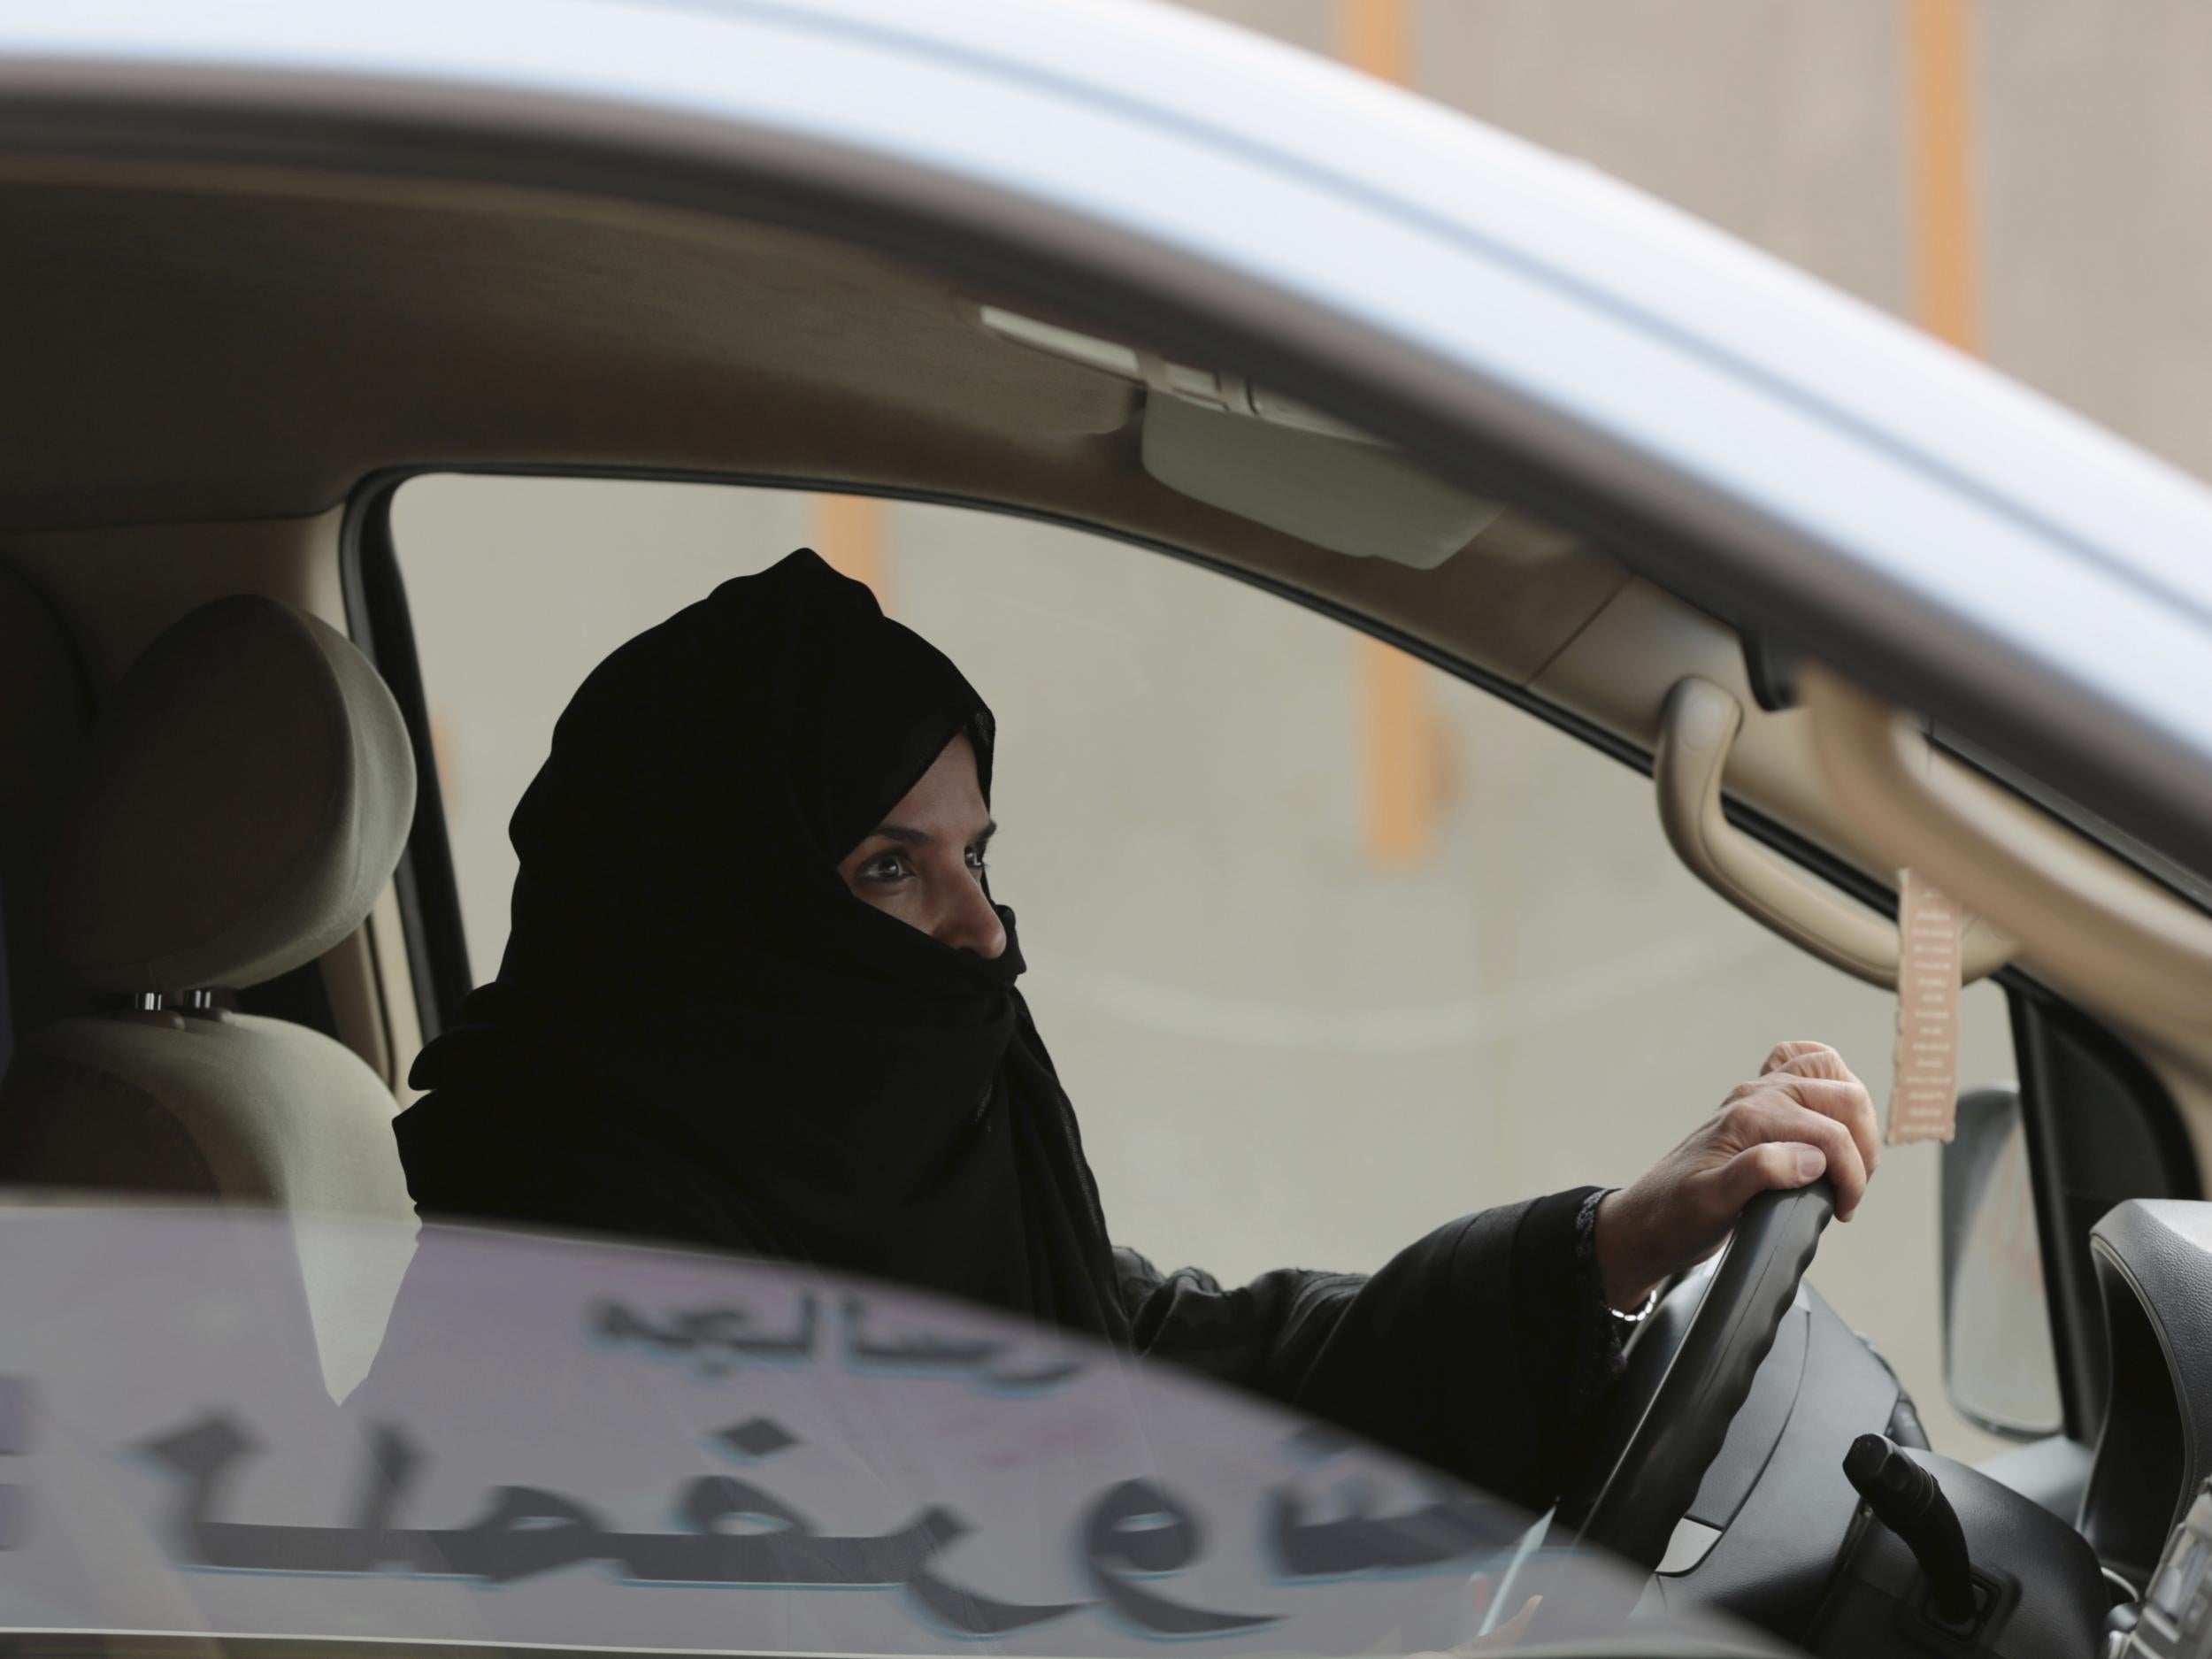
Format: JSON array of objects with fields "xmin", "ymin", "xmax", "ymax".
[{"xmin": 1568, "ymin": 1179, "xmax": 1836, "ymax": 1573}]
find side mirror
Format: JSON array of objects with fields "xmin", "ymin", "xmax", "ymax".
[{"xmin": 1940, "ymin": 1087, "xmax": 2064, "ymax": 1440}]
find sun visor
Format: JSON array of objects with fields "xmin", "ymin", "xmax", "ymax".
[{"xmin": 1140, "ymin": 391, "xmax": 1501, "ymax": 568}]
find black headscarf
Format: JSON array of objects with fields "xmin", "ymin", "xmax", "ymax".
[{"xmin": 396, "ymin": 550, "xmax": 1131, "ymax": 1340}]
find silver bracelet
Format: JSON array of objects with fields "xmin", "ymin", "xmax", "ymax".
[
  {"xmin": 1610, "ymin": 1283, "xmax": 1662, "ymax": 1325},
  {"xmin": 1578, "ymin": 1186, "xmax": 1661, "ymax": 1325}
]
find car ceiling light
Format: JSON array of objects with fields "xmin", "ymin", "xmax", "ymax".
[
  {"xmin": 974, "ymin": 303, "xmax": 1370, "ymax": 442},
  {"xmin": 973, "ymin": 303, "xmax": 1502, "ymax": 568}
]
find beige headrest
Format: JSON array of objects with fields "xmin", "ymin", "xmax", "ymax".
[{"xmin": 50, "ymin": 595, "xmax": 417, "ymax": 993}]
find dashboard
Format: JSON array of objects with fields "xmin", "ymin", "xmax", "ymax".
[
  {"xmin": 2087, "ymin": 1202, "xmax": 2212, "ymax": 1651},
  {"xmin": 1613, "ymin": 1197, "xmax": 2212, "ymax": 1659}
]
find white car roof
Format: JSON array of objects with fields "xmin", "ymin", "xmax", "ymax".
[{"xmin": 5, "ymin": 0, "xmax": 2212, "ymax": 868}]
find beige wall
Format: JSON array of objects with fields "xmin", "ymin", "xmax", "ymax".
[
  {"xmin": 396, "ymin": 1, "xmax": 2212, "ymax": 1471},
  {"xmin": 1976, "ymin": 3, "xmax": 2212, "ymax": 480}
]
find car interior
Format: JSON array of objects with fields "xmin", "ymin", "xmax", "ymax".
[{"xmin": 3, "ymin": 156, "xmax": 2212, "ymax": 1659}]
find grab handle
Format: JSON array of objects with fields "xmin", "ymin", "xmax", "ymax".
[
  {"xmin": 1802, "ymin": 664, "xmax": 2212, "ymax": 1033},
  {"xmin": 1655, "ymin": 677, "xmax": 2015, "ymax": 988}
]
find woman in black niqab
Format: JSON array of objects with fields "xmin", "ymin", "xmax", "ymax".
[
  {"xmin": 399, "ymin": 550, "xmax": 1126, "ymax": 1337},
  {"xmin": 396, "ymin": 550, "xmax": 1625, "ymax": 1511}
]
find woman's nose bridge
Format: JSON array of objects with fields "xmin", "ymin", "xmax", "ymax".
[{"xmin": 935, "ymin": 864, "xmax": 1006, "ymax": 955}]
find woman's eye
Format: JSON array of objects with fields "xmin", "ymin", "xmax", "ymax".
[
  {"xmin": 863, "ymin": 853, "xmax": 911, "ymax": 882},
  {"xmin": 965, "ymin": 847, "xmax": 989, "ymax": 872}
]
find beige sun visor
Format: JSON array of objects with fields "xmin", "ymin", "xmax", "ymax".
[{"xmin": 973, "ymin": 304, "xmax": 1503, "ymax": 568}]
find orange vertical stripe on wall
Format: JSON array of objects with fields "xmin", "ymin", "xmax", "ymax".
[
  {"xmin": 1363, "ymin": 641, "xmax": 1435, "ymax": 864},
  {"xmin": 1904, "ymin": 0, "xmax": 1981, "ymax": 353},
  {"xmin": 811, "ymin": 494, "xmax": 891, "ymax": 611},
  {"xmin": 1340, "ymin": 0, "xmax": 1437, "ymax": 865},
  {"xmin": 1340, "ymin": 0, "xmax": 1412, "ymax": 85}
]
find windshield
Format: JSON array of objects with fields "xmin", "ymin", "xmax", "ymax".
[{"xmin": 0, "ymin": 1204, "xmax": 1764, "ymax": 1657}]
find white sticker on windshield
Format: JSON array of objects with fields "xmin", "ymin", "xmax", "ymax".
[{"xmin": 1889, "ymin": 868, "xmax": 1963, "ymax": 1145}]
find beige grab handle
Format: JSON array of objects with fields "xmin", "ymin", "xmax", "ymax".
[
  {"xmin": 1655, "ymin": 676, "xmax": 2015, "ymax": 988},
  {"xmin": 1802, "ymin": 664, "xmax": 2212, "ymax": 1033}
]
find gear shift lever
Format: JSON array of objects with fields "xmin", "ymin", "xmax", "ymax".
[{"xmin": 1844, "ymin": 1432, "xmax": 1978, "ymax": 1625}]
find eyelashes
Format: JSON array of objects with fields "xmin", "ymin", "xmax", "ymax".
[{"xmin": 856, "ymin": 846, "xmax": 989, "ymax": 885}]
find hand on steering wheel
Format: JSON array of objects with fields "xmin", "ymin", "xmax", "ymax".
[{"xmin": 1593, "ymin": 1041, "xmax": 1878, "ymax": 1312}]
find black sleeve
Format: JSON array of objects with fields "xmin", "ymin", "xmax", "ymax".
[{"xmin": 1115, "ymin": 1187, "xmax": 1622, "ymax": 1514}]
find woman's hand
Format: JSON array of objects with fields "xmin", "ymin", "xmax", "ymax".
[{"xmin": 1593, "ymin": 1041, "xmax": 1879, "ymax": 1313}]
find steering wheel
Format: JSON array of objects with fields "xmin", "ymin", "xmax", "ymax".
[{"xmin": 1563, "ymin": 1179, "xmax": 1836, "ymax": 1573}]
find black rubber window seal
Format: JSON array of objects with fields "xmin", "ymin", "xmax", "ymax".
[{"xmin": 339, "ymin": 476, "xmax": 474, "ymax": 1047}]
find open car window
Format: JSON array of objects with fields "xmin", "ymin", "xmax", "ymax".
[{"xmin": 390, "ymin": 472, "xmax": 2037, "ymax": 1460}]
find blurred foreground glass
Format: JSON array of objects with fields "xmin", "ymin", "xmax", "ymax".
[{"xmin": 0, "ymin": 1201, "xmax": 1769, "ymax": 1658}]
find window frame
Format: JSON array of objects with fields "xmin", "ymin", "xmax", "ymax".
[
  {"xmin": 340, "ymin": 477, "xmax": 476, "ymax": 1047},
  {"xmin": 346, "ymin": 461, "xmax": 2191, "ymax": 1451}
]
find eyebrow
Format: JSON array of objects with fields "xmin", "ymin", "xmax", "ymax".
[{"xmin": 869, "ymin": 818, "xmax": 998, "ymax": 849}]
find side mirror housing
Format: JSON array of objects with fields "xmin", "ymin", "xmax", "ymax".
[{"xmin": 1939, "ymin": 1087, "xmax": 2064, "ymax": 1440}]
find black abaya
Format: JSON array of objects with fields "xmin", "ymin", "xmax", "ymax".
[{"xmin": 396, "ymin": 550, "xmax": 1619, "ymax": 1515}]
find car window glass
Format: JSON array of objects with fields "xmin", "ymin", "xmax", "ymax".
[
  {"xmin": 3, "ymin": 1203, "xmax": 1763, "ymax": 1657},
  {"xmin": 393, "ymin": 472, "xmax": 2040, "ymax": 1461}
]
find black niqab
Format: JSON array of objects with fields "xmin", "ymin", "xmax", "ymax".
[
  {"xmin": 397, "ymin": 550, "xmax": 1130, "ymax": 1339},
  {"xmin": 395, "ymin": 550, "xmax": 1645, "ymax": 1515}
]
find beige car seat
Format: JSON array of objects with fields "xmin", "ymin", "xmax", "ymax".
[{"xmin": 0, "ymin": 594, "xmax": 419, "ymax": 1223}]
